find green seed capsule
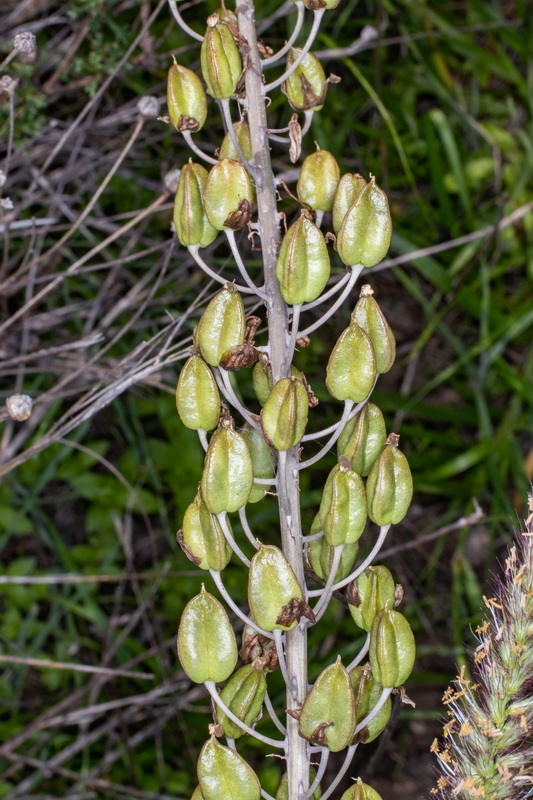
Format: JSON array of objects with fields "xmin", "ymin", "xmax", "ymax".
[
  {"xmin": 276, "ymin": 768, "xmax": 322, "ymax": 800},
  {"xmin": 241, "ymin": 425, "xmax": 275, "ymax": 504},
  {"xmin": 176, "ymin": 355, "xmax": 220, "ymax": 431},
  {"xmin": 299, "ymin": 656, "xmax": 356, "ymax": 752},
  {"xmin": 248, "ymin": 545, "xmax": 304, "ymax": 632},
  {"xmin": 191, "ymin": 786, "xmax": 205, "ymax": 800},
  {"xmin": 219, "ymin": 121, "xmax": 253, "ymax": 162},
  {"xmin": 307, "ymin": 514, "xmax": 359, "ymax": 582},
  {"xmin": 196, "ymin": 286, "xmax": 246, "ymax": 367},
  {"xmin": 351, "ymin": 286, "xmax": 395, "ymax": 374},
  {"xmin": 216, "ymin": 664, "xmax": 267, "ymax": 739},
  {"xmin": 261, "ymin": 377, "xmax": 309, "ymax": 451},
  {"xmin": 347, "ymin": 566, "xmax": 396, "ymax": 632},
  {"xmin": 177, "ymin": 586, "xmax": 238, "ymax": 683},
  {"xmin": 276, "ymin": 213, "xmax": 331, "ymax": 305},
  {"xmin": 337, "ymin": 177, "xmax": 392, "ymax": 268},
  {"xmin": 332, "ymin": 174, "xmax": 367, "ymax": 235},
  {"xmin": 340, "ymin": 779, "xmax": 383, "ymax": 800},
  {"xmin": 201, "ymin": 428, "xmax": 253, "ymax": 514},
  {"xmin": 179, "ymin": 491, "xmax": 232, "ymax": 571},
  {"xmin": 369, "ymin": 607, "xmax": 415, "ymax": 688},
  {"xmin": 173, "ymin": 162, "xmax": 218, "ymax": 248},
  {"xmin": 349, "ymin": 665, "xmax": 392, "ymax": 744},
  {"xmin": 319, "ymin": 460, "xmax": 367, "ymax": 546},
  {"xmin": 204, "ymin": 159, "xmax": 253, "ymax": 231},
  {"xmin": 291, "ymin": 0, "xmax": 341, "ymax": 6},
  {"xmin": 297, "ymin": 148, "xmax": 341, "ymax": 212},
  {"xmin": 282, "ymin": 49, "xmax": 328, "ymax": 112},
  {"xmin": 252, "ymin": 362, "xmax": 303, "ymax": 407},
  {"xmin": 167, "ymin": 61, "xmax": 207, "ymax": 133},
  {"xmin": 366, "ymin": 433, "xmax": 413, "ymax": 525},
  {"xmin": 198, "ymin": 738, "xmax": 261, "ymax": 800},
  {"xmin": 326, "ymin": 325, "xmax": 376, "ymax": 403},
  {"xmin": 337, "ymin": 403, "xmax": 386, "ymax": 477},
  {"xmin": 200, "ymin": 17, "xmax": 242, "ymax": 100}
]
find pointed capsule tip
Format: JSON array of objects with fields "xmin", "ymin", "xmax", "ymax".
[
  {"xmin": 386, "ymin": 432, "xmax": 400, "ymax": 447},
  {"xmin": 359, "ymin": 284, "xmax": 374, "ymax": 297}
]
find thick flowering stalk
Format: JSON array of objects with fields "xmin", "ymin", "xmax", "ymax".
[{"xmin": 431, "ymin": 494, "xmax": 533, "ymax": 799}]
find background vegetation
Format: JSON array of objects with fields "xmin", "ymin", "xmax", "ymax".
[{"xmin": 1, "ymin": 1, "xmax": 532, "ymax": 798}]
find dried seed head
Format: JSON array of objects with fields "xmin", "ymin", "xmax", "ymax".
[
  {"xmin": 6, "ymin": 394, "xmax": 32, "ymax": 421},
  {"xmin": 137, "ymin": 95, "xmax": 160, "ymax": 118}
]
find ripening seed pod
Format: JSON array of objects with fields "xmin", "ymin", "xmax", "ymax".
[
  {"xmin": 291, "ymin": 0, "xmax": 341, "ymax": 7},
  {"xmin": 216, "ymin": 664, "xmax": 267, "ymax": 739},
  {"xmin": 299, "ymin": 656, "xmax": 356, "ymax": 751},
  {"xmin": 173, "ymin": 162, "xmax": 218, "ymax": 248},
  {"xmin": 351, "ymin": 286, "xmax": 395, "ymax": 373},
  {"xmin": 252, "ymin": 362, "xmax": 303, "ymax": 407},
  {"xmin": 201, "ymin": 428, "xmax": 253, "ymax": 514},
  {"xmin": 319, "ymin": 460, "xmax": 367, "ymax": 546},
  {"xmin": 349, "ymin": 665, "xmax": 392, "ymax": 744},
  {"xmin": 332, "ymin": 173, "xmax": 367, "ymax": 234},
  {"xmin": 366, "ymin": 433, "xmax": 413, "ymax": 525},
  {"xmin": 219, "ymin": 121, "xmax": 253, "ymax": 162},
  {"xmin": 177, "ymin": 586, "xmax": 238, "ymax": 683},
  {"xmin": 176, "ymin": 355, "xmax": 220, "ymax": 430},
  {"xmin": 203, "ymin": 159, "xmax": 253, "ymax": 231},
  {"xmin": 337, "ymin": 403, "xmax": 386, "ymax": 477},
  {"xmin": 347, "ymin": 566, "xmax": 396, "ymax": 632},
  {"xmin": 276, "ymin": 213, "xmax": 331, "ymax": 305},
  {"xmin": 191, "ymin": 786, "xmax": 205, "ymax": 800},
  {"xmin": 200, "ymin": 17, "xmax": 242, "ymax": 100},
  {"xmin": 214, "ymin": 6, "xmax": 238, "ymax": 23},
  {"xmin": 179, "ymin": 491, "xmax": 232, "ymax": 571},
  {"xmin": 261, "ymin": 377, "xmax": 309, "ymax": 451},
  {"xmin": 337, "ymin": 177, "xmax": 392, "ymax": 268},
  {"xmin": 297, "ymin": 148, "xmax": 341, "ymax": 212},
  {"xmin": 340, "ymin": 779, "xmax": 383, "ymax": 800},
  {"xmin": 369, "ymin": 607, "xmax": 415, "ymax": 687},
  {"xmin": 326, "ymin": 325, "xmax": 376, "ymax": 403},
  {"xmin": 248, "ymin": 545, "xmax": 304, "ymax": 632},
  {"xmin": 195, "ymin": 286, "xmax": 246, "ymax": 367},
  {"xmin": 167, "ymin": 61, "xmax": 207, "ymax": 133},
  {"xmin": 241, "ymin": 425, "xmax": 275, "ymax": 504},
  {"xmin": 198, "ymin": 738, "xmax": 261, "ymax": 800},
  {"xmin": 282, "ymin": 48, "xmax": 328, "ymax": 112},
  {"xmin": 276, "ymin": 767, "xmax": 322, "ymax": 800},
  {"xmin": 307, "ymin": 513, "xmax": 359, "ymax": 582}
]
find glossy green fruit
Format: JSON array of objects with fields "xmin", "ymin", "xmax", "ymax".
[
  {"xmin": 177, "ymin": 587, "xmax": 237, "ymax": 683},
  {"xmin": 282, "ymin": 49, "xmax": 328, "ymax": 111},
  {"xmin": 176, "ymin": 355, "xmax": 220, "ymax": 431},
  {"xmin": 173, "ymin": 162, "xmax": 218, "ymax": 248},
  {"xmin": 326, "ymin": 325, "xmax": 376, "ymax": 403},
  {"xmin": 347, "ymin": 566, "xmax": 396, "ymax": 632},
  {"xmin": 337, "ymin": 403, "xmax": 386, "ymax": 477},
  {"xmin": 167, "ymin": 61, "xmax": 207, "ymax": 132},
  {"xmin": 349, "ymin": 665, "xmax": 392, "ymax": 744},
  {"xmin": 319, "ymin": 461, "xmax": 367, "ymax": 546},
  {"xmin": 191, "ymin": 786, "xmax": 205, "ymax": 800},
  {"xmin": 339, "ymin": 779, "xmax": 383, "ymax": 800},
  {"xmin": 201, "ymin": 428, "xmax": 253, "ymax": 514},
  {"xmin": 203, "ymin": 159, "xmax": 253, "ymax": 231},
  {"xmin": 299, "ymin": 657, "xmax": 356, "ymax": 751},
  {"xmin": 195, "ymin": 286, "xmax": 246, "ymax": 367},
  {"xmin": 332, "ymin": 174, "xmax": 367, "ymax": 234},
  {"xmin": 198, "ymin": 738, "xmax": 261, "ymax": 800},
  {"xmin": 219, "ymin": 121, "xmax": 253, "ymax": 162},
  {"xmin": 306, "ymin": 515, "xmax": 359, "ymax": 582},
  {"xmin": 252, "ymin": 362, "xmax": 303, "ymax": 407},
  {"xmin": 297, "ymin": 148, "xmax": 341, "ymax": 212},
  {"xmin": 366, "ymin": 434, "xmax": 413, "ymax": 525},
  {"xmin": 179, "ymin": 491, "xmax": 232, "ymax": 571},
  {"xmin": 241, "ymin": 425, "xmax": 275, "ymax": 504},
  {"xmin": 216, "ymin": 664, "xmax": 267, "ymax": 739},
  {"xmin": 351, "ymin": 287, "xmax": 395, "ymax": 374},
  {"xmin": 369, "ymin": 608, "xmax": 415, "ymax": 687},
  {"xmin": 276, "ymin": 213, "xmax": 331, "ymax": 305},
  {"xmin": 200, "ymin": 18, "xmax": 242, "ymax": 100},
  {"xmin": 276, "ymin": 767, "xmax": 322, "ymax": 800},
  {"xmin": 261, "ymin": 377, "xmax": 309, "ymax": 451},
  {"xmin": 337, "ymin": 177, "xmax": 392, "ymax": 268},
  {"xmin": 248, "ymin": 545, "xmax": 303, "ymax": 632}
]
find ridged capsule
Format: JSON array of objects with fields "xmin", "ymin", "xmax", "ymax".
[
  {"xmin": 318, "ymin": 459, "xmax": 367, "ymax": 547},
  {"xmin": 337, "ymin": 177, "xmax": 392, "ymax": 268},
  {"xmin": 219, "ymin": 121, "xmax": 253, "ymax": 162},
  {"xmin": 347, "ymin": 566, "xmax": 396, "ymax": 632},
  {"xmin": 177, "ymin": 586, "xmax": 237, "ymax": 683},
  {"xmin": 276, "ymin": 213, "xmax": 331, "ymax": 305},
  {"xmin": 261, "ymin": 377, "xmax": 309, "ymax": 451},
  {"xmin": 176, "ymin": 355, "xmax": 220, "ymax": 431},
  {"xmin": 306, "ymin": 513, "xmax": 359, "ymax": 582},
  {"xmin": 191, "ymin": 786, "xmax": 205, "ymax": 800},
  {"xmin": 216, "ymin": 664, "xmax": 267, "ymax": 739},
  {"xmin": 198, "ymin": 738, "xmax": 261, "ymax": 800},
  {"xmin": 248, "ymin": 545, "xmax": 305, "ymax": 632},
  {"xmin": 299, "ymin": 656, "xmax": 356, "ymax": 752},
  {"xmin": 369, "ymin": 607, "xmax": 416, "ymax": 687},
  {"xmin": 167, "ymin": 61, "xmax": 207, "ymax": 132},
  {"xmin": 326, "ymin": 325, "xmax": 376, "ymax": 403},
  {"xmin": 332, "ymin": 173, "xmax": 367, "ymax": 234},
  {"xmin": 173, "ymin": 162, "xmax": 218, "ymax": 248},
  {"xmin": 276, "ymin": 768, "xmax": 322, "ymax": 800},
  {"xmin": 241, "ymin": 425, "xmax": 275, "ymax": 504},
  {"xmin": 200, "ymin": 17, "xmax": 242, "ymax": 100},
  {"xmin": 203, "ymin": 159, "xmax": 253, "ymax": 231},
  {"xmin": 349, "ymin": 665, "xmax": 392, "ymax": 744},
  {"xmin": 252, "ymin": 362, "xmax": 303, "ymax": 407},
  {"xmin": 337, "ymin": 402, "xmax": 386, "ymax": 477},
  {"xmin": 178, "ymin": 491, "xmax": 231, "ymax": 571},
  {"xmin": 297, "ymin": 148, "xmax": 341, "ymax": 212},
  {"xmin": 351, "ymin": 286, "xmax": 395, "ymax": 373},
  {"xmin": 195, "ymin": 286, "xmax": 246, "ymax": 367},
  {"xmin": 340, "ymin": 779, "xmax": 383, "ymax": 800},
  {"xmin": 282, "ymin": 48, "xmax": 328, "ymax": 111},
  {"xmin": 201, "ymin": 428, "xmax": 253, "ymax": 514},
  {"xmin": 366, "ymin": 433, "xmax": 413, "ymax": 525}
]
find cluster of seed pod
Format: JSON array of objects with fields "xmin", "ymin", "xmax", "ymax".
[{"xmin": 168, "ymin": 4, "xmax": 415, "ymax": 800}]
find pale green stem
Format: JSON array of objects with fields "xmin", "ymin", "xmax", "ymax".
[
  {"xmin": 285, "ymin": 303, "xmax": 302, "ymax": 373},
  {"xmin": 216, "ymin": 513, "xmax": 251, "ymax": 567},
  {"xmin": 167, "ymin": 0, "xmax": 203, "ymax": 41},
  {"xmin": 197, "ymin": 429, "xmax": 208, "ymax": 452},
  {"xmin": 210, "ymin": 569, "xmax": 274, "ymax": 639},
  {"xmin": 204, "ymin": 681, "xmax": 285, "ymax": 749},
  {"xmin": 297, "ymin": 266, "xmax": 363, "ymax": 339},
  {"xmin": 225, "ymin": 230, "xmax": 268, "ymax": 299},
  {"xmin": 297, "ymin": 273, "xmax": 350, "ymax": 313},
  {"xmin": 354, "ymin": 687, "xmax": 393, "ymax": 734},
  {"xmin": 312, "ymin": 545, "xmax": 344, "ymax": 618},
  {"xmin": 346, "ymin": 633, "xmax": 370, "ymax": 672},
  {"xmin": 262, "ymin": 1, "xmax": 306, "ymax": 67},
  {"xmin": 320, "ymin": 745, "xmax": 358, "ymax": 800},
  {"xmin": 220, "ymin": 99, "xmax": 255, "ymax": 176},
  {"xmin": 215, "ymin": 369, "xmax": 259, "ymax": 428},
  {"xmin": 264, "ymin": 691, "xmax": 287, "ymax": 736},
  {"xmin": 181, "ymin": 131, "xmax": 218, "ymax": 165},
  {"xmin": 273, "ymin": 629, "xmax": 293, "ymax": 699},
  {"xmin": 188, "ymin": 245, "xmax": 256, "ymax": 295},
  {"xmin": 304, "ymin": 748, "xmax": 329, "ymax": 800},
  {"xmin": 264, "ymin": 9, "xmax": 326, "ymax": 93},
  {"xmin": 299, "ymin": 400, "xmax": 354, "ymax": 470},
  {"xmin": 238, "ymin": 506, "xmax": 261, "ymax": 549}
]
